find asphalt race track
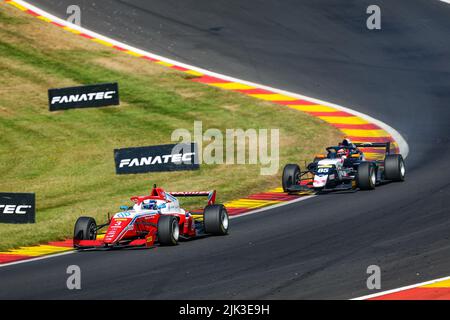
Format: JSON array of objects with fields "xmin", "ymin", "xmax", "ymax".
[{"xmin": 1, "ymin": 0, "xmax": 449, "ymax": 299}]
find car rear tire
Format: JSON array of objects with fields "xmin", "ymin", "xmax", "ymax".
[
  {"xmin": 74, "ymin": 217, "xmax": 97, "ymax": 241},
  {"xmin": 158, "ymin": 215, "xmax": 179, "ymax": 246},
  {"xmin": 384, "ymin": 154, "xmax": 405, "ymax": 181},
  {"xmin": 282, "ymin": 164, "xmax": 300, "ymax": 192},
  {"xmin": 357, "ymin": 162, "xmax": 376, "ymax": 190},
  {"xmin": 204, "ymin": 204, "xmax": 229, "ymax": 236}
]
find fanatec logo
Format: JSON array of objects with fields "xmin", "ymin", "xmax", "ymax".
[
  {"xmin": 119, "ymin": 153, "xmax": 196, "ymax": 168},
  {"xmin": 0, "ymin": 205, "xmax": 32, "ymax": 215},
  {"xmin": 51, "ymin": 91, "xmax": 117, "ymax": 105},
  {"xmin": 0, "ymin": 193, "xmax": 36, "ymax": 223},
  {"xmin": 48, "ymin": 83, "xmax": 120, "ymax": 111},
  {"xmin": 114, "ymin": 143, "xmax": 199, "ymax": 174}
]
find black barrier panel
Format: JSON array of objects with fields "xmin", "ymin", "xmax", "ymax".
[
  {"xmin": 114, "ymin": 143, "xmax": 200, "ymax": 175},
  {"xmin": 0, "ymin": 193, "xmax": 36, "ymax": 224},
  {"xmin": 48, "ymin": 83, "xmax": 120, "ymax": 111}
]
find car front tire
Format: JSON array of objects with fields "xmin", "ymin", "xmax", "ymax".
[
  {"xmin": 74, "ymin": 217, "xmax": 97, "ymax": 247},
  {"xmin": 282, "ymin": 164, "xmax": 300, "ymax": 193}
]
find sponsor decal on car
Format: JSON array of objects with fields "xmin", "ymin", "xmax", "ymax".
[
  {"xmin": 116, "ymin": 212, "xmax": 132, "ymax": 218},
  {"xmin": 48, "ymin": 83, "xmax": 120, "ymax": 111},
  {"xmin": 114, "ymin": 143, "xmax": 199, "ymax": 174},
  {"xmin": 0, "ymin": 193, "xmax": 36, "ymax": 224}
]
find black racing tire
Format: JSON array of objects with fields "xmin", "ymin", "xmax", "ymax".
[
  {"xmin": 384, "ymin": 154, "xmax": 406, "ymax": 182},
  {"xmin": 282, "ymin": 164, "xmax": 300, "ymax": 192},
  {"xmin": 74, "ymin": 217, "xmax": 97, "ymax": 241},
  {"xmin": 357, "ymin": 162, "xmax": 376, "ymax": 190},
  {"xmin": 204, "ymin": 204, "xmax": 229, "ymax": 236},
  {"xmin": 158, "ymin": 215, "xmax": 179, "ymax": 246}
]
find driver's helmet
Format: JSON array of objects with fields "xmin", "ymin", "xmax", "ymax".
[
  {"xmin": 337, "ymin": 148, "xmax": 347, "ymax": 158},
  {"xmin": 141, "ymin": 199, "xmax": 158, "ymax": 210},
  {"xmin": 341, "ymin": 138, "xmax": 352, "ymax": 147},
  {"xmin": 142, "ymin": 199, "xmax": 167, "ymax": 211}
]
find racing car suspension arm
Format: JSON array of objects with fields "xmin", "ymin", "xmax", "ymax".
[{"xmin": 95, "ymin": 222, "xmax": 110, "ymax": 231}]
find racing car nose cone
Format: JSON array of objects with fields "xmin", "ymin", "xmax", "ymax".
[{"xmin": 313, "ymin": 175, "xmax": 327, "ymax": 188}]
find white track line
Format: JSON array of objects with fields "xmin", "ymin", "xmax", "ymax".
[
  {"xmin": 439, "ymin": 1, "xmax": 450, "ymax": 5},
  {"xmin": 352, "ymin": 275, "xmax": 450, "ymax": 300},
  {"xmin": 1, "ymin": 0, "xmax": 409, "ymax": 269},
  {"xmin": 0, "ymin": 251, "xmax": 74, "ymax": 268},
  {"xmin": 229, "ymin": 194, "xmax": 317, "ymax": 220}
]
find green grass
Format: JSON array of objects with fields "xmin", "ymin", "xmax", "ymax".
[{"xmin": 0, "ymin": 4, "xmax": 342, "ymax": 251}]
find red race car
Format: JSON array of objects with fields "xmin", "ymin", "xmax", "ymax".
[{"xmin": 73, "ymin": 185, "xmax": 229, "ymax": 249}]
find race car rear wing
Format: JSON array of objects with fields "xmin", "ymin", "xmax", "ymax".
[
  {"xmin": 354, "ymin": 142, "xmax": 391, "ymax": 154},
  {"xmin": 168, "ymin": 190, "xmax": 216, "ymax": 206}
]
